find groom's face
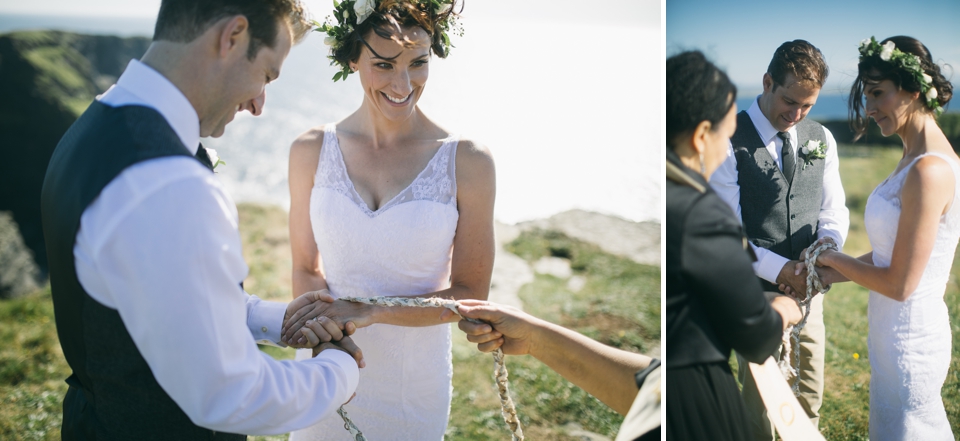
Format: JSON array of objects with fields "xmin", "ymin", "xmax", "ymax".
[
  {"xmin": 204, "ymin": 18, "xmax": 293, "ymax": 138},
  {"xmin": 760, "ymin": 73, "xmax": 821, "ymax": 133}
]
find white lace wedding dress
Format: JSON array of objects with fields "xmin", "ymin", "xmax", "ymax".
[
  {"xmin": 290, "ymin": 125, "xmax": 460, "ymax": 440},
  {"xmin": 863, "ymin": 152, "xmax": 959, "ymax": 440}
]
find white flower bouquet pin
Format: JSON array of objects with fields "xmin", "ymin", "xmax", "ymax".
[{"xmin": 800, "ymin": 140, "xmax": 827, "ymax": 169}]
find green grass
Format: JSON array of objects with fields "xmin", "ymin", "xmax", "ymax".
[
  {"xmin": 0, "ymin": 288, "xmax": 68, "ymax": 440},
  {"xmin": 0, "ymin": 205, "xmax": 659, "ymax": 440}
]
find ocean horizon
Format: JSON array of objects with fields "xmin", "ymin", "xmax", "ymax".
[{"xmin": 2, "ymin": 13, "xmax": 660, "ymax": 225}]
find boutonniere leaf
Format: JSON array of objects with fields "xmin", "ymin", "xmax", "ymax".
[{"xmin": 209, "ymin": 148, "xmax": 226, "ymax": 172}]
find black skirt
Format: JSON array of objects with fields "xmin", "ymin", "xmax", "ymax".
[{"xmin": 666, "ymin": 362, "xmax": 753, "ymax": 441}]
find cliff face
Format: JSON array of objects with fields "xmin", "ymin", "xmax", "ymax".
[{"xmin": 0, "ymin": 30, "xmax": 150, "ymax": 296}]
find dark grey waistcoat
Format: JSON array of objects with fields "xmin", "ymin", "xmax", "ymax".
[
  {"xmin": 731, "ymin": 111, "xmax": 826, "ymax": 291},
  {"xmin": 41, "ymin": 101, "xmax": 245, "ymax": 440}
]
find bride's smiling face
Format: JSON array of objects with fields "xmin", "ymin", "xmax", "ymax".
[
  {"xmin": 350, "ymin": 26, "xmax": 432, "ymax": 121},
  {"xmin": 863, "ymin": 77, "xmax": 921, "ymax": 136}
]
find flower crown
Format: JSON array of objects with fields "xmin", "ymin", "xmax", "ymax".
[
  {"xmin": 314, "ymin": 0, "xmax": 461, "ymax": 82},
  {"xmin": 858, "ymin": 36, "xmax": 943, "ymax": 117}
]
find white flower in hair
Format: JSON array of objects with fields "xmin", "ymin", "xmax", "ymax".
[
  {"xmin": 927, "ymin": 87, "xmax": 938, "ymax": 101},
  {"xmin": 323, "ymin": 35, "xmax": 337, "ymax": 46},
  {"xmin": 355, "ymin": 0, "xmax": 376, "ymax": 24},
  {"xmin": 922, "ymin": 73, "xmax": 933, "ymax": 84},
  {"xmin": 880, "ymin": 40, "xmax": 895, "ymax": 61},
  {"xmin": 860, "ymin": 38, "xmax": 871, "ymax": 49}
]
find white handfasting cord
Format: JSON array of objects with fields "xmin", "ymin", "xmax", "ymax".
[
  {"xmin": 778, "ymin": 242, "xmax": 838, "ymax": 395},
  {"xmin": 332, "ymin": 296, "xmax": 525, "ymax": 441}
]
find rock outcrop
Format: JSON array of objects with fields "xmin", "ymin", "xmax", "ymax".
[{"xmin": 0, "ymin": 30, "xmax": 150, "ymax": 282}]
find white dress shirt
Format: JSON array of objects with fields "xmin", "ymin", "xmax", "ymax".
[
  {"xmin": 73, "ymin": 60, "xmax": 359, "ymax": 435},
  {"xmin": 710, "ymin": 96, "xmax": 850, "ymax": 285}
]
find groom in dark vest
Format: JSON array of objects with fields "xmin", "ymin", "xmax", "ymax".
[
  {"xmin": 710, "ymin": 40, "xmax": 850, "ymax": 440},
  {"xmin": 41, "ymin": 1, "xmax": 363, "ymax": 439}
]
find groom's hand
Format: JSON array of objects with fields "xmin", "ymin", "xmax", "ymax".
[
  {"xmin": 776, "ymin": 260, "xmax": 808, "ymax": 296},
  {"xmin": 282, "ymin": 300, "xmax": 373, "ymax": 345},
  {"xmin": 312, "ymin": 335, "xmax": 365, "ymax": 368},
  {"xmin": 283, "ymin": 290, "xmax": 338, "ymax": 347}
]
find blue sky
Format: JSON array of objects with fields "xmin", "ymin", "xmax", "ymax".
[{"xmin": 667, "ymin": 0, "xmax": 960, "ymax": 97}]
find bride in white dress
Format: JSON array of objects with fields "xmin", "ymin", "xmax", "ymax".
[
  {"xmin": 280, "ymin": 1, "xmax": 495, "ymax": 439},
  {"xmin": 809, "ymin": 36, "xmax": 955, "ymax": 440}
]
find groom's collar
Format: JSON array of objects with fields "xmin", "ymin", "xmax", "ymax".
[
  {"xmin": 97, "ymin": 59, "xmax": 200, "ymax": 155},
  {"xmin": 747, "ymin": 95, "xmax": 796, "ymax": 145}
]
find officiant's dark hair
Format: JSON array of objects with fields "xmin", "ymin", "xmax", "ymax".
[
  {"xmin": 849, "ymin": 36, "xmax": 953, "ymax": 141},
  {"xmin": 666, "ymin": 51, "xmax": 737, "ymax": 149},
  {"xmin": 767, "ymin": 40, "xmax": 828, "ymax": 90},
  {"xmin": 153, "ymin": 0, "xmax": 312, "ymax": 60}
]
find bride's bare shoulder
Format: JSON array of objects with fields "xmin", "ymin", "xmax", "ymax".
[
  {"xmin": 291, "ymin": 124, "xmax": 333, "ymax": 158},
  {"xmin": 289, "ymin": 125, "xmax": 333, "ymax": 178}
]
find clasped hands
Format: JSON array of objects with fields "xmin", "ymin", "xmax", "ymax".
[
  {"xmin": 777, "ymin": 237, "xmax": 841, "ymax": 299},
  {"xmin": 281, "ymin": 289, "xmax": 370, "ymax": 368}
]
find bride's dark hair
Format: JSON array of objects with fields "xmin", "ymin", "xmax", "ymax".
[
  {"xmin": 849, "ymin": 36, "xmax": 953, "ymax": 141},
  {"xmin": 333, "ymin": 0, "xmax": 461, "ymax": 66}
]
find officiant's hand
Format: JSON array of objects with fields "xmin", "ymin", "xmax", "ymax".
[
  {"xmin": 442, "ymin": 300, "xmax": 538, "ymax": 356},
  {"xmin": 310, "ymin": 335, "xmax": 365, "ymax": 368},
  {"xmin": 776, "ymin": 260, "xmax": 808, "ymax": 295}
]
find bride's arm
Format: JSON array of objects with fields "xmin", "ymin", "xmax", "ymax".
[
  {"xmin": 289, "ymin": 129, "xmax": 330, "ymax": 300},
  {"xmin": 282, "ymin": 140, "xmax": 496, "ymax": 337},
  {"xmin": 285, "ymin": 129, "xmax": 345, "ymax": 346},
  {"xmin": 819, "ymin": 156, "xmax": 953, "ymax": 301}
]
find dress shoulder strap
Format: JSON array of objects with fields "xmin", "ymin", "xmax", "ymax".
[
  {"xmin": 442, "ymin": 134, "xmax": 459, "ymax": 202},
  {"xmin": 314, "ymin": 124, "xmax": 352, "ymax": 195}
]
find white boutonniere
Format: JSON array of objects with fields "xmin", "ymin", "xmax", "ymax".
[
  {"xmin": 800, "ymin": 140, "xmax": 828, "ymax": 169},
  {"xmin": 209, "ymin": 148, "xmax": 226, "ymax": 171}
]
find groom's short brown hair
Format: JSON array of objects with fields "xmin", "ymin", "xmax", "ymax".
[
  {"xmin": 153, "ymin": 0, "xmax": 311, "ymax": 60},
  {"xmin": 767, "ymin": 40, "xmax": 829, "ymax": 89}
]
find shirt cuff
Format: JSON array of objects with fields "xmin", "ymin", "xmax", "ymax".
[
  {"xmin": 309, "ymin": 349, "xmax": 361, "ymax": 396},
  {"xmin": 248, "ymin": 299, "xmax": 287, "ymax": 347},
  {"xmin": 756, "ymin": 251, "xmax": 790, "ymax": 286}
]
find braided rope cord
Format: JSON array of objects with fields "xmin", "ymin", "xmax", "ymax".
[
  {"xmin": 778, "ymin": 242, "xmax": 837, "ymax": 395},
  {"xmin": 333, "ymin": 296, "xmax": 525, "ymax": 441}
]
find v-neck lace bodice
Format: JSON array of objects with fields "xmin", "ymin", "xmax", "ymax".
[{"xmin": 312, "ymin": 124, "xmax": 459, "ymax": 217}]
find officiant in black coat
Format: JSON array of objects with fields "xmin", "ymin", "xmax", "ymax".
[{"xmin": 665, "ymin": 51, "xmax": 802, "ymax": 441}]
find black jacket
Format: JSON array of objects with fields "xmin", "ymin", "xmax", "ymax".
[{"xmin": 665, "ymin": 149, "xmax": 783, "ymax": 368}]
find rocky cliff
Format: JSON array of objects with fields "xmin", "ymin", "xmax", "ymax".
[{"xmin": 0, "ymin": 30, "xmax": 150, "ymax": 297}]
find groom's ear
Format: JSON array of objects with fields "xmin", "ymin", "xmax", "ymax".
[
  {"xmin": 762, "ymin": 73, "xmax": 775, "ymax": 94},
  {"xmin": 215, "ymin": 15, "xmax": 251, "ymax": 60}
]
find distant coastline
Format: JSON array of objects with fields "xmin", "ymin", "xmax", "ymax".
[
  {"xmin": 737, "ymin": 93, "xmax": 959, "ymax": 123},
  {"xmin": 0, "ymin": 13, "xmax": 154, "ymax": 37}
]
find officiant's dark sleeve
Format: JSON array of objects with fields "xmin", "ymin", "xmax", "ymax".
[{"xmin": 666, "ymin": 179, "xmax": 783, "ymax": 368}]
